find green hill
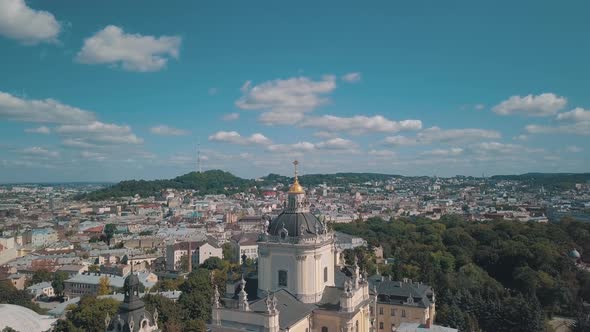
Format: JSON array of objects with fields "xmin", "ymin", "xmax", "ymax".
[
  {"xmin": 491, "ymin": 172, "xmax": 590, "ymax": 189},
  {"xmin": 80, "ymin": 170, "xmax": 254, "ymax": 201},
  {"xmin": 79, "ymin": 171, "xmax": 400, "ymax": 201}
]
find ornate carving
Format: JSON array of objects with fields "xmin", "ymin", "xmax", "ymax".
[
  {"xmin": 314, "ymin": 254, "xmax": 322, "ymax": 260},
  {"xmin": 296, "ymin": 255, "xmax": 307, "ymax": 261}
]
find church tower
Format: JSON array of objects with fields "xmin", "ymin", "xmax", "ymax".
[
  {"xmin": 105, "ymin": 268, "xmax": 159, "ymax": 332},
  {"xmin": 258, "ymin": 160, "xmax": 335, "ymax": 303}
]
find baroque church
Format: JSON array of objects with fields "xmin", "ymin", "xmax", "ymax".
[{"xmin": 211, "ymin": 161, "xmax": 372, "ymax": 332}]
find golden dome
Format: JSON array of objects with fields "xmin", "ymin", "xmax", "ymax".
[
  {"xmin": 289, "ymin": 178, "xmax": 304, "ymax": 193},
  {"xmin": 288, "ymin": 160, "xmax": 305, "ymax": 193}
]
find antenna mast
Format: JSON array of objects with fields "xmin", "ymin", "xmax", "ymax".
[{"xmin": 197, "ymin": 142, "xmax": 202, "ymax": 173}]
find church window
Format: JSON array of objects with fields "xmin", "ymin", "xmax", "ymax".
[
  {"xmin": 324, "ymin": 267, "xmax": 328, "ymax": 282},
  {"xmin": 391, "ymin": 308, "xmax": 395, "ymax": 316},
  {"xmin": 379, "ymin": 322, "xmax": 384, "ymax": 330},
  {"xmin": 322, "ymin": 327, "xmax": 328, "ymax": 332},
  {"xmin": 401, "ymin": 310, "xmax": 406, "ymax": 318},
  {"xmin": 379, "ymin": 307, "xmax": 384, "ymax": 315},
  {"xmin": 278, "ymin": 270, "xmax": 288, "ymax": 287}
]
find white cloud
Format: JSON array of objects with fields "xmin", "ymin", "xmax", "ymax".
[
  {"xmin": 222, "ymin": 112, "xmax": 240, "ymax": 121},
  {"xmin": 525, "ymin": 122, "xmax": 590, "ymax": 136},
  {"xmin": 474, "ymin": 104, "xmax": 485, "ymax": 111},
  {"xmin": 315, "ymin": 138, "xmax": 358, "ymax": 150},
  {"xmin": 513, "ymin": 134, "xmax": 528, "ymax": 141},
  {"xmin": 150, "ymin": 125, "xmax": 190, "ymax": 136},
  {"xmin": 76, "ymin": 25, "xmax": 182, "ymax": 72},
  {"xmin": 208, "ymin": 131, "xmax": 272, "ymax": 145},
  {"xmin": 492, "ymin": 93, "xmax": 567, "ymax": 117},
  {"xmin": 368, "ymin": 149, "xmax": 397, "ymax": 158},
  {"xmin": 341, "ymin": 72, "xmax": 361, "ymax": 83},
  {"xmin": 385, "ymin": 127, "xmax": 501, "ymax": 146},
  {"xmin": 56, "ymin": 121, "xmax": 143, "ymax": 145},
  {"xmin": 422, "ymin": 148, "xmax": 464, "ymax": 156},
  {"xmin": 235, "ymin": 75, "xmax": 337, "ymax": 125},
  {"xmin": 24, "ymin": 126, "xmax": 50, "ymax": 134},
  {"xmin": 556, "ymin": 107, "xmax": 590, "ymax": 122},
  {"xmin": 62, "ymin": 138, "xmax": 100, "ymax": 149},
  {"xmin": 267, "ymin": 142, "xmax": 316, "ymax": 153},
  {"xmin": 301, "ymin": 115, "xmax": 422, "ymax": 135},
  {"xmin": 21, "ymin": 146, "xmax": 59, "ymax": 158},
  {"xmin": 313, "ymin": 131, "xmax": 338, "ymax": 139},
  {"xmin": 0, "ymin": 0, "xmax": 61, "ymax": 44},
  {"xmin": 473, "ymin": 142, "xmax": 522, "ymax": 154},
  {"xmin": 566, "ymin": 145, "xmax": 582, "ymax": 153},
  {"xmin": 80, "ymin": 151, "xmax": 106, "ymax": 161},
  {"xmin": 0, "ymin": 91, "xmax": 96, "ymax": 124}
]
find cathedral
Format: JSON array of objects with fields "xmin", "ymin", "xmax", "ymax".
[{"xmin": 211, "ymin": 161, "xmax": 372, "ymax": 332}]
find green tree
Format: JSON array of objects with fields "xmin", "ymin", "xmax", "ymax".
[
  {"xmin": 200, "ymin": 257, "xmax": 225, "ymax": 270},
  {"xmin": 52, "ymin": 271, "xmax": 69, "ymax": 297},
  {"xmin": 65, "ymin": 296, "xmax": 119, "ymax": 332},
  {"xmin": 0, "ymin": 280, "xmax": 44, "ymax": 313},
  {"xmin": 120, "ymin": 254, "xmax": 128, "ymax": 265},
  {"xmin": 104, "ymin": 224, "xmax": 117, "ymax": 245},
  {"xmin": 30, "ymin": 269, "xmax": 52, "ymax": 285},
  {"xmin": 88, "ymin": 264, "xmax": 100, "ymax": 273},
  {"xmin": 178, "ymin": 270, "xmax": 213, "ymax": 322},
  {"xmin": 143, "ymin": 294, "xmax": 184, "ymax": 329},
  {"xmin": 178, "ymin": 254, "xmax": 190, "ymax": 272},
  {"xmin": 222, "ymin": 243, "xmax": 236, "ymax": 262}
]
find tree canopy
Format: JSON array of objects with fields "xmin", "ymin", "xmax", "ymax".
[{"xmin": 334, "ymin": 215, "xmax": 590, "ymax": 331}]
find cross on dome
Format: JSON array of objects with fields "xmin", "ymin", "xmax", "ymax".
[{"xmin": 289, "ymin": 160, "xmax": 304, "ymax": 193}]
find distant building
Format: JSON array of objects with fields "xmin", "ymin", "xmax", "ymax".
[
  {"xmin": 368, "ymin": 276, "xmax": 436, "ymax": 331},
  {"xmin": 64, "ymin": 271, "xmax": 157, "ymax": 297},
  {"xmin": 165, "ymin": 238, "xmax": 222, "ymax": 271},
  {"xmin": 22, "ymin": 228, "xmax": 58, "ymax": 248},
  {"xmin": 230, "ymin": 233, "xmax": 259, "ymax": 263},
  {"xmin": 27, "ymin": 281, "xmax": 55, "ymax": 299}
]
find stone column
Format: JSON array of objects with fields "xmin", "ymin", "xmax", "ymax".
[{"xmin": 295, "ymin": 255, "xmax": 307, "ymax": 298}]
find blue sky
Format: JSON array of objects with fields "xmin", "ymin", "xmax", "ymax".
[{"xmin": 0, "ymin": 0, "xmax": 589, "ymax": 182}]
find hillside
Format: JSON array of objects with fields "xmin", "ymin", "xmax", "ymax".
[
  {"xmin": 80, "ymin": 170, "xmax": 254, "ymax": 201},
  {"xmin": 79, "ymin": 171, "xmax": 400, "ymax": 201},
  {"xmin": 491, "ymin": 172, "xmax": 590, "ymax": 189}
]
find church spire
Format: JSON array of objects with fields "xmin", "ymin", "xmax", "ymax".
[{"xmin": 288, "ymin": 160, "xmax": 304, "ymax": 193}]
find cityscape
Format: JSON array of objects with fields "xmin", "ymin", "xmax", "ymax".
[{"xmin": 1, "ymin": 1, "xmax": 590, "ymax": 332}]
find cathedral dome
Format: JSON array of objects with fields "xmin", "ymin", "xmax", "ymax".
[
  {"xmin": 267, "ymin": 160, "xmax": 326, "ymax": 238},
  {"xmin": 268, "ymin": 211, "xmax": 325, "ymax": 238}
]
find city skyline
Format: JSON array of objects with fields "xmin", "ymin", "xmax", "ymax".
[{"xmin": 1, "ymin": 0, "xmax": 589, "ymax": 182}]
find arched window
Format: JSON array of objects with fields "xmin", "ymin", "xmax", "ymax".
[
  {"xmin": 278, "ymin": 270, "xmax": 288, "ymax": 287},
  {"xmin": 322, "ymin": 327, "xmax": 328, "ymax": 332},
  {"xmin": 401, "ymin": 309, "xmax": 406, "ymax": 318},
  {"xmin": 324, "ymin": 267, "xmax": 328, "ymax": 282}
]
